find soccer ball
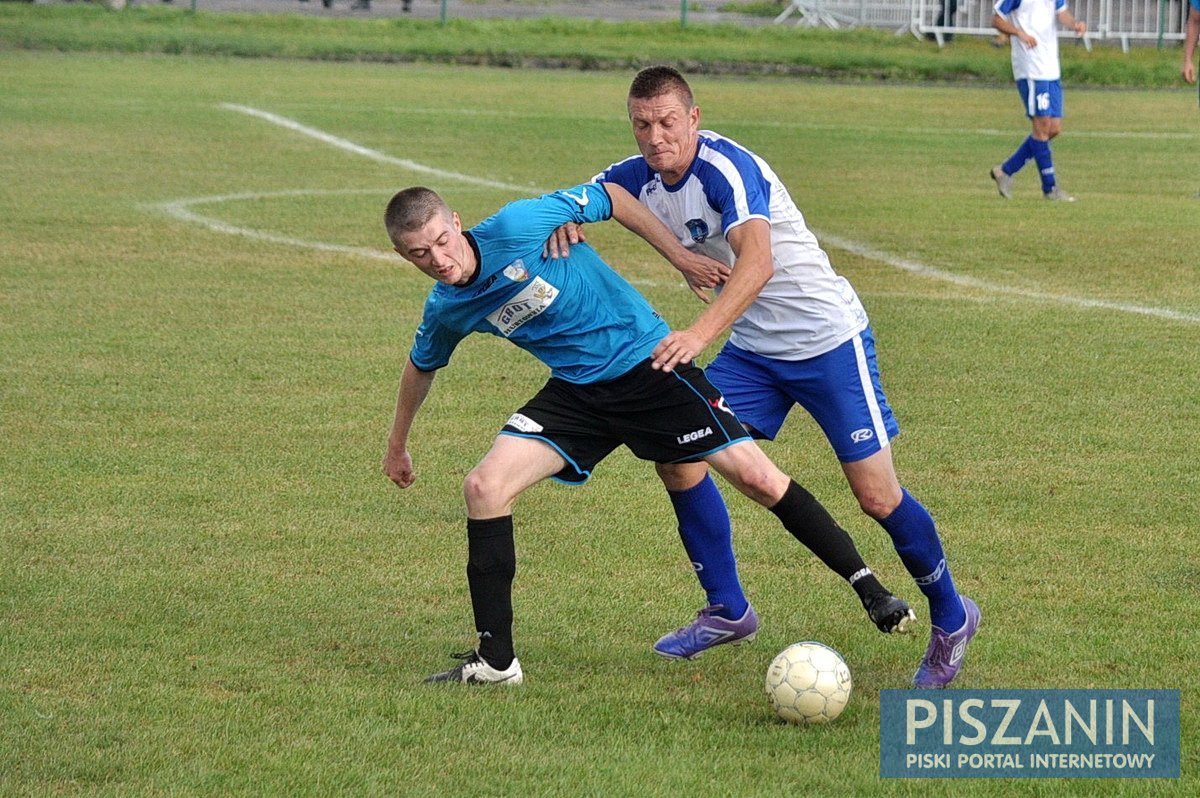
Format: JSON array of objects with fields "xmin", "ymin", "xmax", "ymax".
[{"xmin": 765, "ymin": 641, "xmax": 852, "ymax": 724}]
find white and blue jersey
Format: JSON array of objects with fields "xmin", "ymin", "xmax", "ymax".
[
  {"xmin": 410, "ymin": 183, "xmax": 669, "ymax": 385},
  {"xmin": 995, "ymin": 0, "xmax": 1068, "ymax": 80},
  {"xmin": 596, "ymin": 133, "xmax": 900, "ymax": 463},
  {"xmin": 594, "ymin": 130, "xmax": 867, "ymax": 361}
]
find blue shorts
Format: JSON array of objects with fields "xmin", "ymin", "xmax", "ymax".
[
  {"xmin": 704, "ymin": 328, "xmax": 899, "ymax": 464},
  {"xmin": 1016, "ymin": 78, "xmax": 1064, "ymax": 119}
]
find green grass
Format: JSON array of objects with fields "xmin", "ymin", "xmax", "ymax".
[
  {"xmin": 0, "ymin": 4, "xmax": 1194, "ymax": 86},
  {"xmin": 2, "ymin": 49, "xmax": 1198, "ymax": 794}
]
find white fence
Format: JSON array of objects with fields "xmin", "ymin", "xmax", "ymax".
[
  {"xmin": 773, "ymin": 1, "xmax": 911, "ymax": 28},
  {"xmin": 911, "ymin": 0, "xmax": 1192, "ymax": 50},
  {"xmin": 773, "ymin": 0, "xmax": 1191, "ymax": 51}
]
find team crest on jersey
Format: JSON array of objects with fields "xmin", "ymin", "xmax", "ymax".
[
  {"xmin": 503, "ymin": 260, "xmax": 529, "ymax": 282},
  {"xmin": 685, "ymin": 218, "xmax": 710, "ymax": 244},
  {"xmin": 486, "ymin": 276, "xmax": 559, "ymax": 337}
]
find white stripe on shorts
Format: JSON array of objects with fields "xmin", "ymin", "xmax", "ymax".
[{"xmin": 851, "ymin": 333, "xmax": 890, "ymax": 449}]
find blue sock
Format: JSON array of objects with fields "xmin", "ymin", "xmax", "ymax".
[
  {"xmin": 1001, "ymin": 135, "xmax": 1036, "ymax": 176},
  {"xmin": 1029, "ymin": 138, "xmax": 1055, "ymax": 193},
  {"xmin": 876, "ymin": 489, "xmax": 965, "ymax": 631},
  {"xmin": 666, "ymin": 474, "xmax": 748, "ymax": 620}
]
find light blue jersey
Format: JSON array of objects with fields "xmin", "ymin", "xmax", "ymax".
[{"xmin": 409, "ymin": 183, "xmax": 669, "ymax": 384}]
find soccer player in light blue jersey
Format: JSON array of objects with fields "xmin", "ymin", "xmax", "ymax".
[
  {"xmin": 550, "ymin": 66, "xmax": 978, "ymax": 688},
  {"xmin": 382, "ymin": 182, "xmax": 907, "ymax": 685},
  {"xmin": 991, "ymin": 0, "xmax": 1088, "ymax": 201}
]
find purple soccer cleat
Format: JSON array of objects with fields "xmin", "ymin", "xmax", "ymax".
[
  {"xmin": 653, "ymin": 604, "xmax": 759, "ymax": 660},
  {"xmin": 912, "ymin": 595, "xmax": 981, "ymax": 689}
]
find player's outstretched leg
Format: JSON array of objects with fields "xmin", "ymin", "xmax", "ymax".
[
  {"xmin": 706, "ymin": 441, "xmax": 916, "ymax": 635},
  {"xmin": 912, "ymin": 595, "xmax": 981, "ymax": 688},
  {"xmin": 768, "ymin": 479, "xmax": 916, "ymax": 634}
]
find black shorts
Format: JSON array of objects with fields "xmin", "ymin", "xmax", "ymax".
[{"xmin": 500, "ymin": 359, "xmax": 751, "ymax": 484}]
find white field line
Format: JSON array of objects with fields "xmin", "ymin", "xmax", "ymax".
[
  {"xmin": 151, "ymin": 104, "xmax": 1199, "ymax": 324},
  {"xmin": 221, "ymin": 104, "xmax": 536, "ymax": 193},
  {"xmin": 820, "ymin": 234, "xmax": 1200, "ymax": 323},
  {"xmin": 151, "ymin": 187, "xmax": 667, "ymax": 289}
]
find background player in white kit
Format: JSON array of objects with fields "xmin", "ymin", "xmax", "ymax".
[
  {"xmin": 551, "ymin": 66, "xmax": 979, "ymax": 688},
  {"xmin": 990, "ymin": 0, "xmax": 1088, "ymax": 201}
]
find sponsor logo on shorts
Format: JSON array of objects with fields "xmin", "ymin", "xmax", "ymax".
[
  {"xmin": 709, "ymin": 396, "xmax": 734, "ymax": 415},
  {"xmin": 503, "ymin": 260, "xmax": 529, "ymax": 282},
  {"xmin": 486, "ymin": 277, "xmax": 559, "ymax": 337},
  {"xmin": 677, "ymin": 426, "xmax": 713, "ymax": 444},
  {"xmin": 685, "ymin": 218, "xmax": 710, "ymax": 243},
  {"xmin": 851, "ymin": 428, "xmax": 875, "ymax": 443},
  {"xmin": 505, "ymin": 413, "xmax": 544, "ymax": 433}
]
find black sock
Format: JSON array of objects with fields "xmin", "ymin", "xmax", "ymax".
[
  {"xmin": 769, "ymin": 480, "xmax": 887, "ymax": 602},
  {"xmin": 466, "ymin": 516, "xmax": 516, "ymax": 670}
]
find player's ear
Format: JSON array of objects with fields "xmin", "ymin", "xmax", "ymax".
[{"xmin": 451, "ymin": 211, "xmax": 462, "ymax": 233}]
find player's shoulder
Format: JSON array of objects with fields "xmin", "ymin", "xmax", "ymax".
[
  {"xmin": 695, "ymin": 130, "xmax": 771, "ymax": 188},
  {"xmin": 698, "ymin": 130, "xmax": 758, "ymax": 162},
  {"xmin": 596, "ymin": 153, "xmax": 655, "ymax": 186}
]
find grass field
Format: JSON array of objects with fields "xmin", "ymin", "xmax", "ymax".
[{"xmin": 2, "ymin": 49, "xmax": 1198, "ymax": 794}]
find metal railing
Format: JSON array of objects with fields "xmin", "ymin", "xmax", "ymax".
[{"xmin": 908, "ymin": 0, "xmax": 1192, "ymax": 51}]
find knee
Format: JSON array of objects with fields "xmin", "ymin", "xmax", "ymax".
[
  {"xmin": 463, "ymin": 467, "xmax": 512, "ymax": 516},
  {"xmin": 855, "ymin": 486, "xmax": 902, "ymax": 520},
  {"xmin": 737, "ymin": 466, "xmax": 787, "ymax": 507}
]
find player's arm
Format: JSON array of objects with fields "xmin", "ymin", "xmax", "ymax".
[
  {"xmin": 992, "ymin": 11, "xmax": 1037, "ymax": 47},
  {"xmin": 651, "ymin": 218, "xmax": 772, "ymax": 372},
  {"xmin": 1184, "ymin": 8, "xmax": 1200, "ymax": 84},
  {"xmin": 383, "ymin": 358, "xmax": 437, "ymax": 489},
  {"xmin": 1056, "ymin": 6, "xmax": 1086, "ymax": 36},
  {"xmin": 601, "ymin": 181, "xmax": 731, "ymax": 302}
]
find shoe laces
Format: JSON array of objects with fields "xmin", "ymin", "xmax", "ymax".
[
  {"xmin": 923, "ymin": 632, "xmax": 953, "ymax": 668},
  {"xmin": 668, "ymin": 604, "xmax": 726, "ymax": 634}
]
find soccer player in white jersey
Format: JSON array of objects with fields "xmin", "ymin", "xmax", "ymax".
[
  {"xmin": 990, "ymin": 0, "xmax": 1087, "ymax": 201},
  {"xmin": 550, "ymin": 66, "xmax": 979, "ymax": 687}
]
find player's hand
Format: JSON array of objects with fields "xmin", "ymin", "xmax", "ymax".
[
  {"xmin": 651, "ymin": 329, "xmax": 707, "ymax": 373},
  {"xmin": 683, "ymin": 273, "xmax": 715, "ymax": 304},
  {"xmin": 543, "ymin": 222, "xmax": 586, "ymax": 259},
  {"xmin": 1020, "ymin": 32, "xmax": 1038, "ymax": 48},
  {"xmin": 1073, "ymin": 21, "xmax": 1087, "ymax": 36},
  {"xmin": 383, "ymin": 446, "xmax": 416, "ymax": 489},
  {"xmin": 1184, "ymin": 61, "xmax": 1197, "ymax": 84},
  {"xmin": 675, "ymin": 251, "xmax": 730, "ymax": 297}
]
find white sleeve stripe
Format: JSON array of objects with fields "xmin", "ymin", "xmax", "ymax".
[
  {"xmin": 697, "ymin": 147, "xmax": 758, "ymax": 225},
  {"xmin": 723, "ymin": 214, "xmax": 770, "ymax": 235}
]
